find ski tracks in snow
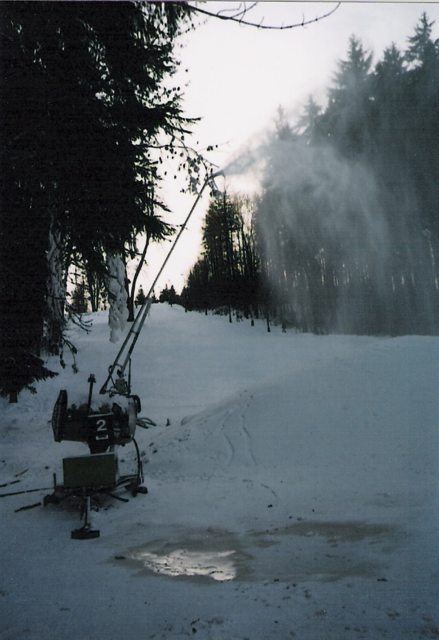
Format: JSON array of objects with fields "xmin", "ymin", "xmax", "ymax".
[
  {"xmin": 217, "ymin": 392, "xmax": 279, "ymax": 508},
  {"xmin": 240, "ymin": 394, "xmax": 257, "ymax": 467},
  {"xmin": 181, "ymin": 391, "xmax": 279, "ymax": 508},
  {"xmin": 218, "ymin": 390, "xmax": 257, "ymax": 469},
  {"xmin": 220, "ymin": 411, "xmax": 235, "ymax": 467}
]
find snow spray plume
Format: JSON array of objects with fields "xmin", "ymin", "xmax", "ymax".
[
  {"xmin": 221, "ymin": 133, "xmax": 394, "ymax": 333},
  {"xmin": 258, "ymin": 138, "xmax": 390, "ymax": 333},
  {"xmin": 255, "ymin": 133, "xmax": 438, "ymax": 335},
  {"xmin": 222, "ymin": 146, "xmax": 261, "ymax": 178},
  {"xmin": 220, "ymin": 127, "xmax": 270, "ymax": 187}
]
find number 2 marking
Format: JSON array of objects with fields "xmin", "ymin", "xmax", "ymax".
[{"xmin": 95, "ymin": 418, "xmax": 109, "ymax": 440}]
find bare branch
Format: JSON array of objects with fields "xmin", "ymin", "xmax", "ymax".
[
  {"xmin": 217, "ymin": 2, "xmax": 258, "ymax": 20},
  {"xmin": 186, "ymin": 2, "xmax": 341, "ymax": 31}
]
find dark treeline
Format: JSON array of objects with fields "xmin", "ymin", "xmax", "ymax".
[
  {"xmin": 181, "ymin": 193, "xmax": 262, "ymax": 321},
  {"xmin": 184, "ymin": 14, "xmax": 439, "ymax": 335}
]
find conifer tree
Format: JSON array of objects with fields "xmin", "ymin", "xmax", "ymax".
[
  {"xmin": 135, "ymin": 286, "xmax": 147, "ymax": 308},
  {"xmin": 70, "ymin": 281, "xmax": 88, "ymax": 315},
  {"xmin": 405, "ymin": 12, "xmax": 438, "ymax": 69},
  {"xmin": 183, "ymin": 193, "xmax": 261, "ymax": 318},
  {"xmin": 0, "ymin": 1, "xmax": 196, "ymax": 398},
  {"xmin": 324, "ymin": 36, "xmax": 374, "ymax": 156}
]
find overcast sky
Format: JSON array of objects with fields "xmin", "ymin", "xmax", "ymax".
[{"xmin": 139, "ymin": 1, "xmax": 439, "ymax": 295}]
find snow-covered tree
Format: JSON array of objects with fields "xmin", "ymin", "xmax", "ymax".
[{"xmin": 106, "ymin": 255, "xmax": 129, "ymax": 344}]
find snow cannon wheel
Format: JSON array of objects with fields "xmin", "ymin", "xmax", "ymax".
[{"xmin": 52, "ymin": 390, "xmax": 68, "ymax": 442}]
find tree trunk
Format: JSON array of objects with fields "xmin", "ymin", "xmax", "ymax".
[{"xmin": 127, "ymin": 295, "xmax": 135, "ymax": 322}]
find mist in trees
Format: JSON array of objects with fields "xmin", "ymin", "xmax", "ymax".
[
  {"xmin": 257, "ymin": 15, "xmax": 439, "ymax": 335},
  {"xmin": 185, "ymin": 13, "xmax": 439, "ymax": 336}
]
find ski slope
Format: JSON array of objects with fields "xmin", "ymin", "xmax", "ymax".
[{"xmin": 1, "ymin": 304, "xmax": 438, "ymax": 639}]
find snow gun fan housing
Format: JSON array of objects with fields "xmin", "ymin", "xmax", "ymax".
[{"xmin": 52, "ymin": 376, "xmax": 140, "ymax": 454}]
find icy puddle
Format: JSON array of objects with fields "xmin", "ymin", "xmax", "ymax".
[
  {"xmin": 129, "ymin": 548, "xmax": 237, "ymax": 581},
  {"xmin": 116, "ymin": 521, "xmax": 400, "ymax": 584},
  {"xmin": 120, "ymin": 528, "xmax": 251, "ymax": 583}
]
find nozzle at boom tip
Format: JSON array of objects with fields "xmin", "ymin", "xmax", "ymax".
[
  {"xmin": 208, "ymin": 169, "xmax": 225, "ymax": 197},
  {"xmin": 210, "ymin": 168, "xmax": 225, "ymax": 179}
]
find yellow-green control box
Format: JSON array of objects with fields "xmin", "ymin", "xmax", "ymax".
[{"xmin": 63, "ymin": 453, "xmax": 118, "ymax": 489}]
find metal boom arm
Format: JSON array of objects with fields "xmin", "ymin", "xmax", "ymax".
[{"xmin": 99, "ymin": 171, "xmax": 223, "ymax": 395}]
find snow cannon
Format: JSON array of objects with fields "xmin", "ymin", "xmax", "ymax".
[
  {"xmin": 52, "ymin": 375, "xmax": 140, "ymax": 454},
  {"xmin": 47, "ymin": 374, "xmax": 147, "ymax": 539},
  {"xmin": 46, "ymin": 171, "xmax": 226, "ymax": 538}
]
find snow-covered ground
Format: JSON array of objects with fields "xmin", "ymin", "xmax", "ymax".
[{"xmin": 1, "ymin": 304, "xmax": 439, "ymax": 639}]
